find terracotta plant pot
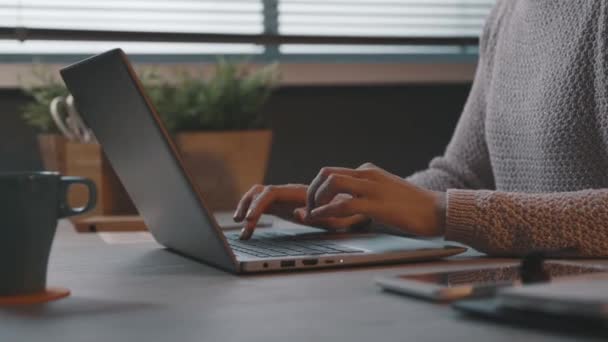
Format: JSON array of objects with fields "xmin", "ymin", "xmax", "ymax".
[
  {"xmin": 175, "ymin": 130, "xmax": 273, "ymax": 211},
  {"xmin": 38, "ymin": 130, "xmax": 273, "ymax": 215},
  {"xmin": 37, "ymin": 134, "xmax": 137, "ymax": 218}
]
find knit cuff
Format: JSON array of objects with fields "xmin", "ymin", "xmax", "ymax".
[{"xmin": 445, "ymin": 189, "xmax": 479, "ymax": 247}]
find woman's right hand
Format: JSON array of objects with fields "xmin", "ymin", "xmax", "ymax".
[{"xmin": 233, "ymin": 183, "xmax": 369, "ymax": 240}]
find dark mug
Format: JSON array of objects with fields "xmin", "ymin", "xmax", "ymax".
[{"xmin": 0, "ymin": 172, "xmax": 96, "ymax": 296}]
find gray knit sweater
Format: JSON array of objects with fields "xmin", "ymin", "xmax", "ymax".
[{"xmin": 406, "ymin": 0, "xmax": 608, "ymax": 256}]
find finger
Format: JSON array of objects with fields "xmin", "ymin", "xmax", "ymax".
[
  {"xmin": 307, "ymin": 168, "xmax": 355, "ymax": 213},
  {"xmin": 293, "ymin": 207, "xmax": 307, "ymax": 223},
  {"xmin": 306, "ymin": 167, "xmax": 379, "ymax": 214},
  {"xmin": 241, "ymin": 185, "xmax": 305, "ymax": 240},
  {"xmin": 240, "ymin": 187, "xmax": 276, "ymax": 239},
  {"xmin": 314, "ymin": 174, "xmax": 373, "ymax": 208},
  {"xmin": 234, "ymin": 184, "xmax": 264, "ymax": 222},
  {"xmin": 295, "ymin": 207, "xmax": 368, "ymax": 229},
  {"xmin": 310, "ymin": 198, "xmax": 371, "ymax": 219}
]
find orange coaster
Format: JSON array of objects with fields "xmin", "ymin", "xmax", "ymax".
[{"xmin": 0, "ymin": 287, "xmax": 70, "ymax": 306}]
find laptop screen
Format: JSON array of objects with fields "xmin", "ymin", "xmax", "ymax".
[{"xmin": 60, "ymin": 49, "xmax": 236, "ymax": 272}]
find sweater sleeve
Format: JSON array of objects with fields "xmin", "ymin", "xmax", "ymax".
[
  {"xmin": 446, "ymin": 189, "xmax": 608, "ymax": 257},
  {"xmin": 406, "ymin": 7, "xmax": 499, "ymax": 191}
]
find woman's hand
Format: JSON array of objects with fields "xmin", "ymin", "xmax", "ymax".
[
  {"xmin": 233, "ymin": 184, "xmax": 370, "ymax": 240},
  {"xmin": 306, "ymin": 163, "xmax": 446, "ymax": 237}
]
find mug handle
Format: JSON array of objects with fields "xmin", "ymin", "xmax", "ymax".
[
  {"xmin": 50, "ymin": 96, "xmax": 77, "ymax": 141},
  {"xmin": 58, "ymin": 176, "xmax": 98, "ymax": 218}
]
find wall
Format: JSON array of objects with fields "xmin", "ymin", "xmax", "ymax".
[
  {"xmin": 265, "ymin": 84, "xmax": 470, "ymax": 184},
  {"xmin": 0, "ymin": 83, "xmax": 471, "ymax": 184}
]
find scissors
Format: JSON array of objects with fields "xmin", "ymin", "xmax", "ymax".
[{"xmin": 50, "ymin": 95, "xmax": 96, "ymax": 143}]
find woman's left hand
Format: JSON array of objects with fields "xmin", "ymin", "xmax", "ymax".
[{"xmin": 305, "ymin": 163, "xmax": 446, "ymax": 237}]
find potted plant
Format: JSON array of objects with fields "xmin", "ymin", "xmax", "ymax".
[
  {"xmin": 143, "ymin": 60, "xmax": 280, "ymax": 211},
  {"xmin": 21, "ymin": 60, "xmax": 280, "ymax": 213}
]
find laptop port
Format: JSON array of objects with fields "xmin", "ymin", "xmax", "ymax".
[
  {"xmin": 280, "ymin": 260, "xmax": 296, "ymax": 268},
  {"xmin": 302, "ymin": 259, "xmax": 318, "ymax": 266}
]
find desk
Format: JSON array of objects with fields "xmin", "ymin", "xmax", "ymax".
[{"xmin": 0, "ymin": 220, "xmax": 604, "ymax": 342}]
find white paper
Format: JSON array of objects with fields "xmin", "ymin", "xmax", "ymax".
[{"xmin": 98, "ymin": 232, "xmax": 156, "ymax": 245}]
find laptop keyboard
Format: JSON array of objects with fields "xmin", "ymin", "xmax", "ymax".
[{"xmin": 225, "ymin": 231, "xmax": 363, "ymax": 258}]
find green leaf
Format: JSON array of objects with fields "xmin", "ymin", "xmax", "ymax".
[{"xmin": 19, "ymin": 60, "xmax": 281, "ymax": 133}]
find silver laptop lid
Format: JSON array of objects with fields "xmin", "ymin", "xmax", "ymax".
[{"xmin": 60, "ymin": 48, "xmax": 237, "ymax": 272}]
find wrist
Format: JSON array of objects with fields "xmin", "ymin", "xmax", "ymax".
[
  {"xmin": 408, "ymin": 189, "xmax": 446, "ymax": 237},
  {"xmin": 432, "ymin": 191, "xmax": 447, "ymax": 236}
]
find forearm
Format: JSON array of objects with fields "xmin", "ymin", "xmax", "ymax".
[{"xmin": 444, "ymin": 189, "xmax": 608, "ymax": 257}]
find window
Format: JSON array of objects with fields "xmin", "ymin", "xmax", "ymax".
[
  {"xmin": 0, "ymin": 0, "xmax": 263, "ymax": 57},
  {"xmin": 279, "ymin": 0, "xmax": 489, "ymax": 56},
  {"xmin": 0, "ymin": 0, "xmax": 495, "ymax": 62}
]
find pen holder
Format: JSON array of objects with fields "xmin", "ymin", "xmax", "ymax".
[{"xmin": 37, "ymin": 134, "xmax": 137, "ymax": 219}]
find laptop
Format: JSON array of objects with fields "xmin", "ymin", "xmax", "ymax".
[{"xmin": 60, "ymin": 48, "xmax": 466, "ymax": 273}]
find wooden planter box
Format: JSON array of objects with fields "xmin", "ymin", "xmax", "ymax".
[
  {"xmin": 37, "ymin": 134, "xmax": 137, "ymax": 218},
  {"xmin": 38, "ymin": 130, "xmax": 272, "ymax": 218},
  {"xmin": 175, "ymin": 129, "xmax": 273, "ymax": 211}
]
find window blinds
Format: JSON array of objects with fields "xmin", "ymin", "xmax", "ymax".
[
  {"xmin": 0, "ymin": 0, "xmax": 263, "ymax": 54},
  {"xmin": 0, "ymin": 0, "xmax": 495, "ymax": 56},
  {"xmin": 278, "ymin": 0, "xmax": 493, "ymax": 54}
]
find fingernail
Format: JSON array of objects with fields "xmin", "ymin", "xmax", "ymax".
[
  {"xmin": 239, "ymin": 228, "xmax": 249, "ymax": 240},
  {"xmin": 245, "ymin": 208, "xmax": 253, "ymax": 219}
]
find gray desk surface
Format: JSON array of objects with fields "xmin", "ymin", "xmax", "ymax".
[{"xmin": 1, "ymin": 219, "xmax": 606, "ymax": 342}]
